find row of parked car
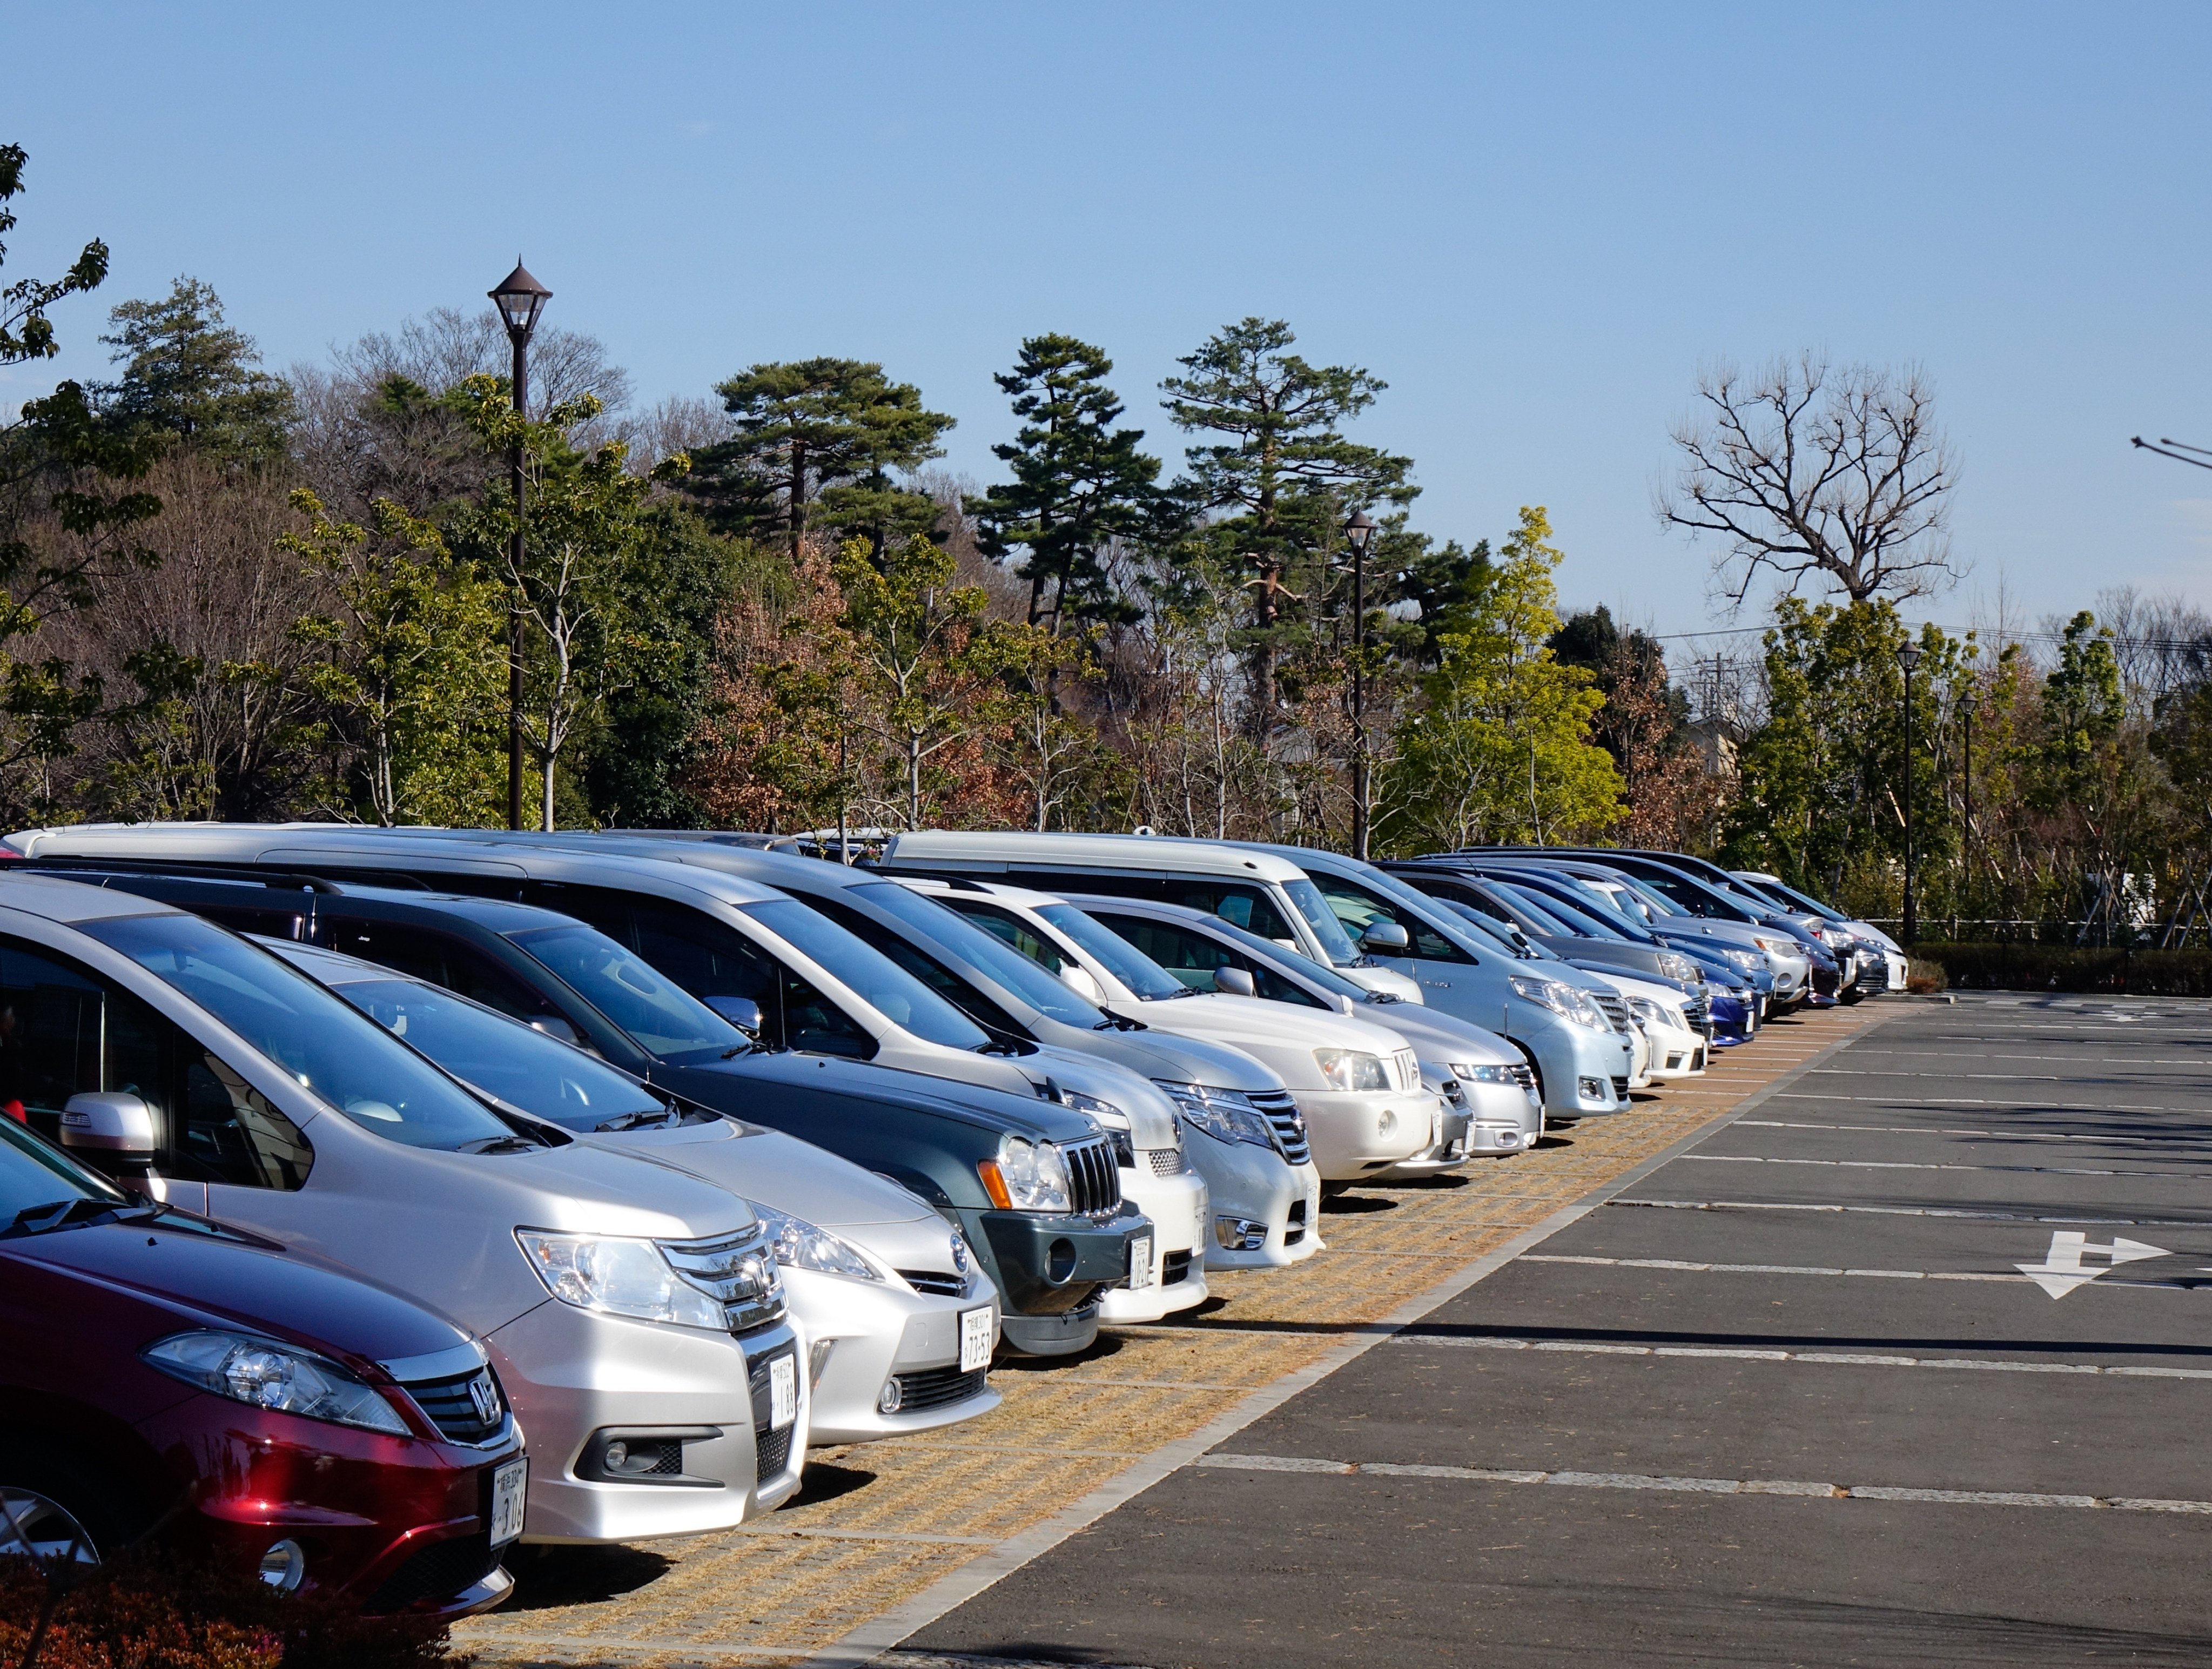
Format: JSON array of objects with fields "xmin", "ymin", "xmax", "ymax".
[{"xmin": 0, "ymin": 822, "xmax": 1902, "ymax": 1618}]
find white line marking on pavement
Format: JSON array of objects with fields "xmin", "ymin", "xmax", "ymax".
[
  {"xmin": 1776, "ymin": 1092, "xmax": 2212, "ymax": 1116},
  {"xmin": 1520, "ymin": 1254, "xmax": 2026, "ymax": 1281},
  {"xmin": 1613, "ymin": 1197, "xmax": 2212, "ymax": 1229},
  {"xmin": 1683, "ymin": 1153, "xmax": 2197, "ymax": 1181},
  {"xmin": 2016, "ymin": 1230, "xmax": 2169, "ymax": 1298},
  {"xmin": 1193, "ymin": 1452, "xmax": 2212, "ymax": 1512},
  {"xmin": 1395, "ymin": 1333, "xmax": 2212, "ymax": 1379},
  {"xmin": 1737, "ymin": 1119, "xmax": 2194, "ymax": 1147}
]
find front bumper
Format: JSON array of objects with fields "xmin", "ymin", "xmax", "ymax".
[
  {"xmin": 1100, "ymin": 1165, "xmax": 1209, "ymax": 1322},
  {"xmin": 1181, "ymin": 1125, "xmax": 1320, "ymax": 1270},
  {"xmin": 1523, "ymin": 1013, "xmax": 1632, "ymax": 1118},
  {"xmin": 784, "ymin": 1265, "xmax": 1000, "ymax": 1447},
  {"xmin": 962, "ymin": 1201, "xmax": 1148, "ymax": 1320},
  {"xmin": 1292, "ymin": 1088, "xmax": 1440, "ymax": 1179},
  {"xmin": 485, "ymin": 1304, "xmax": 802, "ymax": 1545},
  {"xmin": 1640, "ymin": 1021, "xmax": 1706, "ymax": 1080}
]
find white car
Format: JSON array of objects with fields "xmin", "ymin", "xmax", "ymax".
[
  {"xmin": 1584, "ymin": 968, "xmax": 1706, "ymax": 1083},
  {"xmin": 904, "ymin": 880, "xmax": 1444, "ymax": 1187},
  {"xmin": 262, "ymin": 939, "xmax": 1004, "ymax": 1448}
]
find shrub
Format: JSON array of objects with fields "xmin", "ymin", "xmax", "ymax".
[
  {"xmin": 1916, "ymin": 943, "xmax": 2212, "ymax": 997},
  {"xmin": 1904, "ymin": 957, "xmax": 1949, "ymax": 994},
  {"xmin": 0, "ymin": 1553, "xmax": 465, "ymax": 1669}
]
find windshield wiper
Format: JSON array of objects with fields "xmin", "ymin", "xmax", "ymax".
[
  {"xmin": 5, "ymin": 1197, "xmax": 143, "ymax": 1237},
  {"xmin": 595, "ymin": 1107, "xmax": 681, "ymax": 1132},
  {"xmin": 458, "ymin": 1134, "xmax": 539, "ymax": 1155}
]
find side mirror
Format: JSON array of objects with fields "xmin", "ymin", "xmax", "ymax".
[
  {"xmin": 1059, "ymin": 963, "xmax": 1106, "ymax": 1002},
  {"xmin": 1211, "ymin": 967, "xmax": 1256, "ymax": 997},
  {"xmin": 529, "ymin": 1015, "xmax": 585, "ymax": 1047},
  {"xmin": 705, "ymin": 995, "xmax": 764, "ymax": 1037},
  {"xmin": 60, "ymin": 1092, "xmax": 156, "ymax": 1158},
  {"xmin": 1361, "ymin": 920, "xmax": 1411, "ymax": 954}
]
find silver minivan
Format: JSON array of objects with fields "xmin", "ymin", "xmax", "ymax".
[{"xmin": 0, "ymin": 873, "xmax": 805, "ymax": 1544}]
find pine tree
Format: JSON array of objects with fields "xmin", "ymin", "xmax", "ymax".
[
  {"xmin": 972, "ymin": 334, "xmax": 1160, "ymax": 633},
  {"xmin": 97, "ymin": 278, "xmax": 293, "ymax": 461}
]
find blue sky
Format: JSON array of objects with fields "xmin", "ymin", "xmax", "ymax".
[{"xmin": 8, "ymin": 2, "xmax": 2210, "ymax": 641}]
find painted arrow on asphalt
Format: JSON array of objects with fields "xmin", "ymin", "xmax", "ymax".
[{"xmin": 2016, "ymin": 1230, "xmax": 2169, "ymax": 1299}]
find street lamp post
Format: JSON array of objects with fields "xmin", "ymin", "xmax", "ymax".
[
  {"xmin": 1959, "ymin": 687, "xmax": 1976, "ymax": 928},
  {"xmin": 1343, "ymin": 511, "xmax": 1377, "ymax": 860},
  {"xmin": 488, "ymin": 259, "xmax": 552, "ymax": 832},
  {"xmin": 1897, "ymin": 639, "xmax": 1924, "ymax": 944}
]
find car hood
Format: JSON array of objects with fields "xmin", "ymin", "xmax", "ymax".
[
  {"xmin": 684, "ymin": 1051, "xmax": 1104, "ymax": 1146},
  {"xmin": 583, "ymin": 1120, "xmax": 940, "ymax": 1231},
  {"xmin": 0, "ymin": 1217, "xmax": 473, "ymax": 1369},
  {"xmin": 448, "ymin": 1137, "xmax": 758, "ymax": 1241},
  {"xmin": 1341, "ymin": 1003, "xmax": 1519, "ymax": 1069},
  {"xmin": 1110, "ymin": 993, "xmax": 1414, "ymax": 1060}
]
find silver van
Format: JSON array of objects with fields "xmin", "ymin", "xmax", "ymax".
[{"xmin": 0, "ymin": 873, "xmax": 802, "ymax": 1545}]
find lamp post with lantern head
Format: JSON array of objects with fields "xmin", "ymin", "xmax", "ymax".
[
  {"xmin": 1897, "ymin": 638, "xmax": 1924, "ymax": 944},
  {"xmin": 1344, "ymin": 510, "xmax": 1376, "ymax": 860},
  {"xmin": 488, "ymin": 260, "xmax": 551, "ymax": 832}
]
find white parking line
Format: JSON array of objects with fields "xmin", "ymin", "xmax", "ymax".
[
  {"xmin": 1393, "ymin": 1332, "xmax": 2212, "ymax": 1379},
  {"xmin": 1776, "ymin": 1092, "xmax": 2206, "ymax": 1116},
  {"xmin": 1736, "ymin": 1118, "xmax": 2194, "ymax": 1147},
  {"xmin": 1520, "ymin": 1253, "xmax": 2026, "ymax": 1281},
  {"xmin": 1193, "ymin": 1452, "xmax": 2212, "ymax": 1512},
  {"xmin": 1613, "ymin": 1197, "xmax": 2212, "ymax": 1230},
  {"xmin": 1683, "ymin": 1153, "xmax": 2198, "ymax": 1181}
]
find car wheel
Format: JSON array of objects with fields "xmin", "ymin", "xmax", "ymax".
[{"xmin": 0, "ymin": 1456, "xmax": 154, "ymax": 1567}]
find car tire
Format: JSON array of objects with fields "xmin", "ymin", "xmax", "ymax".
[{"xmin": 0, "ymin": 1452, "xmax": 157, "ymax": 1566}]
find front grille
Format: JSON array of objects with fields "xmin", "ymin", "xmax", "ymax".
[
  {"xmin": 1284, "ymin": 1196, "xmax": 1307, "ymax": 1246},
  {"xmin": 1246, "ymin": 1088, "xmax": 1312, "ymax": 1167},
  {"xmin": 1392, "ymin": 1049, "xmax": 1422, "ymax": 1092},
  {"xmin": 662, "ymin": 1227, "xmax": 784, "ymax": 1334},
  {"xmin": 1061, "ymin": 1135, "xmax": 1121, "ymax": 1214},
  {"xmin": 1590, "ymin": 990, "xmax": 1632, "ymax": 1033},
  {"xmin": 755, "ymin": 1426, "xmax": 792, "ymax": 1484},
  {"xmin": 1162, "ymin": 1249, "xmax": 1191, "ymax": 1286},
  {"xmin": 898, "ymin": 1269, "xmax": 966, "ymax": 1297},
  {"xmin": 366, "ymin": 1532, "xmax": 499, "ymax": 1613},
  {"xmin": 1507, "ymin": 1062, "xmax": 1537, "ymax": 1094},
  {"xmin": 1683, "ymin": 990, "xmax": 1711, "ymax": 1030},
  {"xmin": 892, "ymin": 1363, "xmax": 990, "ymax": 1412},
  {"xmin": 1858, "ymin": 957, "xmax": 1890, "ymax": 993},
  {"xmin": 1147, "ymin": 1147, "xmax": 1191, "ymax": 1177},
  {"xmin": 399, "ymin": 1366, "xmax": 504, "ymax": 1445}
]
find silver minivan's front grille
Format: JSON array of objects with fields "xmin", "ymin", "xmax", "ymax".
[
  {"xmin": 1392, "ymin": 1049, "xmax": 1421, "ymax": 1093},
  {"xmin": 1591, "ymin": 990, "xmax": 1631, "ymax": 1033},
  {"xmin": 1246, "ymin": 1088, "xmax": 1311, "ymax": 1167},
  {"xmin": 1060, "ymin": 1135, "xmax": 1121, "ymax": 1215},
  {"xmin": 662, "ymin": 1228, "xmax": 785, "ymax": 1334},
  {"xmin": 1507, "ymin": 1062, "xmax": 1537, "ymax": 1094}
]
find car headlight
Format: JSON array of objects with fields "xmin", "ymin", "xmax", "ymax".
[
  {"xmin": 748, "ymin": 1199, "xmax": 881, "ymax": 1282},
  {"xmin": 1509, "ymin": 974, "xmax": 1610, "ymax": 1031},
  {"xmin": 1155, "ymin": 1081, "xmax": 1279, "ymax": 1152},
  {"xmin": 1751, "ymin": 935, "xmax": 1794, "ymax": 957},
  {"xmin": 1654, "ymin": 950, "xmax": 1699, "ymax": 984},
  {"xmin": 1313, "ymin": 1047, "xmax": 1389, "ymax": 1091},
  {"xmin": 1453, "ymin": 1063, "xmax": 1517, "ymax": 1085},
  {"xmin": 515, "ymin": 1228, "xmax": 776, "ymax": 1330},
  {"xmin": 1626, "ymin": 996, "xmax": 1684, "ymax": 1033},
  {"xmin": 978, "ymin": 1134, "xmax": 1073, "ymax": 1212},
  {"xmin": 142, "ymin": 1330, "xmax": 411, "ymax": 1436},
  {"xmin": 1718, "ymin": 948, "xmax": 1763, "ymax": 974}
]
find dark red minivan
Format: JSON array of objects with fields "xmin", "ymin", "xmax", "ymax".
[{"xmin": 0, "ymin": 1115, "xmax": 526, "ymax": 1616}]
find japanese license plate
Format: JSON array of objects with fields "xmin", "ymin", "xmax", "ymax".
[
  {"xmin": 1127, "ymin": 1231, "xmax": 1154, "ymax": 1289},
  {"xmin": 488, "ymin": 1457, "xmax": 527, "ymax": 1547},
  {"xmin": 959, "ymin": 1305, "xmax": 994, "ymax": 1373},
  {"xmin": 768, "ymin": 1353, "xmax": 797, "ymax": 1430}
]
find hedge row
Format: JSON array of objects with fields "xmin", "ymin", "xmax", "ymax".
[{"xmin": 1916, "ymin": 942, "xmax": 2212, "ymax": 996}]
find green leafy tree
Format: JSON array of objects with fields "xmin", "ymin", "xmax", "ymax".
[
  {"xmin": 96, "ymin": 278, "xmax": 293, "ymax": 461},
  {"xmin": 1377, "ymin": 507, "xmax": 1620, "ymax": 850},
  {"xmin": 283, "ymin": 489, "xmax": 507, "ymax": 825},
  {"xmin": 972, "ymin": 334, "xmax": 1160, "ymax": 633},
  {"xmin": 689, "ymin": 359, "xmax": 953, "ymax": 557},
  {"xmin": 0, "ymin": 143, "xmax": 107, "ymax": 367},
  {"xmin": 1160, "ymin": 318, "xmax": 1415, "ymax": 730}
]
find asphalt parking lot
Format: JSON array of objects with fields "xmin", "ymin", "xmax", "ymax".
[{"xmin": 908, "ymin": 994, "xmax": 2212, "ymax": 1668}]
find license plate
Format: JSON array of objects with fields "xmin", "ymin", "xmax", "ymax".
[
  {"xmin": 489, "ymin": 1457, "xmax": 527, "ymax": 1547},
  {"xmin": 959, "ymin": 1305, "xmax": 993, "ymax": 1373},
  {"xmin": 1127, "ymin": 1231, "xmax": 1154, "ymax": 1289},
  {"xmin": 768, "ymin": 1353, "xmax": 797, "ymax": 1430}
]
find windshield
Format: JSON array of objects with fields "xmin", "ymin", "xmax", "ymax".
[
  {"xmin": 509, "ymin": 923, "xmax": 745, "ymax": 1061},
  {"xmin": 1490, "ymin": 884, "xmax": 1582, "ymax": 936},
  {"xmin": 1193, "ymin": 914, "xmax": 1380, "ymax": 1002},
  {"xmin": 739, "ymin": 896, "xmax": 995, "ymax": 1047},
  {"xmin": 1496, "ymin": 881, "xmax": 1622, "ymax": 940},
  {"xmin": 1281, "ymin": 877, "xmax": 1363, "ymax": 967},
  {"xmin": 1036, "ymin": 904, "xmax": 1192, "ymax": 1001},
  {"xmin": 850, "ymin": 883, "xmax": 1110, "ymax": 1027},
  {"xmin": 82, "ymin": 915, "xmax": 521, "ymax": 1152},
  {"xmin": 1524, "ymin": 876, "xmax": 1659, "ymax": 941},
  {"xmin": 0, "ymin": 1116, "xmax": 127, "ymax": 1222},
  {"xmin": 327, "ymin": 976, "xmax": 664, "ymax": 1131}
]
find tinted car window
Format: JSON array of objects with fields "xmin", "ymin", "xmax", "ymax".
[
  {"xmin": 1034, "ymin": 905, "xmax": 1192, "ymax": 1002},
  {"xmin": 1084, "ymin": 913, "xmax": 1325, "ymax": 1008},
  {"xmin": 0, "ymin": 1115, "xmax": 127, "ymax": 1221},
  {"xmin": 80, "ymin": 915, "xmax": 520, "ymax": 1155},
  {"xmin": 946, "ymin": 901, "xmax": 1070, "ymax": 974},
  {"xmin": 330, "ymin": 977, "xmax": 664, "ymax": 1130},
  {"xmin": 320, "ymin": 921, "xmax": 566, "ymax": 1024},
  {"xmin": 1305, "ymin": 873, "xmax": 1476, "ymax": 964},
  {"xmin": 737, "ymin": 896, "xmax": 986, "ymax": 1054},
  {"xmin": 0, "ymin": 939, "xmax": 315, "ymax": 1191},
  {"xmin": 506, "ymin": 922, "xmax": 745, "ymax": 1061},
  {"xmin": 849, "ymin": 883, "xmax": 1110, "ymax": 1028}
]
